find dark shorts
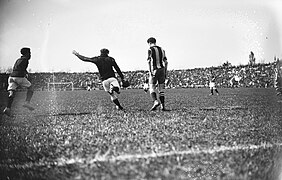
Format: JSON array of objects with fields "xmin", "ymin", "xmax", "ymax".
[{"xmin": 149, "ymin": 68, "xmax": 166, "ymax": 85}]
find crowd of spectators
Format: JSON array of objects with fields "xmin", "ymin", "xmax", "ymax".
[{"xmin": 0, "ymin": 62, "xmax": 278, "ymax": 91}]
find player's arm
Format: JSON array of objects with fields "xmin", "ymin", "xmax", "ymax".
[
  {"xmin": 24, "ymin": 60, "xmax": 29, "ymax": 77},
  {"xmin": 163, "ymin": 50, "xmax": 168, "ymax": 79},
  {"xmin": 112, "ymin": 59, "xmax": 124, "ymax": 80},
  {"xmin": 72, "ymin": 50, "xmax": 93, "ymax": 62},
  {"xmin": 147, "ymin": 49, "xmax": 153, "ymax": 76}
]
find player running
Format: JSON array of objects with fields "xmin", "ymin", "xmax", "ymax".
[
  {"xmin": 146, "ymin": 37, "xmax": 168, "ymax": 111},
  {"xmin": 3, "ymin": 47, "xmax": 35, "ymax": 116},
  {"xmin": 72, "ymin": 48, "xmax": 126, "ymax": 110}
]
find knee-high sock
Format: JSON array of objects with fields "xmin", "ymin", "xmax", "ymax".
[
  {"xmin": 159, "ymin": 91, "xmax": 165, "ymax": 106},
  {"xmin": 26, "ymin": 88, "xmax": 34, "ymax": 102},
  {"xmin": 113, "ymin": 98, "xmax": 122, "ymax": 107},
  {"xmin": 110, "ymin": 94, "xmax": 122, "ymax": 107}
]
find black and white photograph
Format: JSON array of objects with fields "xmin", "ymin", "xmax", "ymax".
[{"xmin": 0, "ymin": 0, "xmax": 282, "ymax": 179}]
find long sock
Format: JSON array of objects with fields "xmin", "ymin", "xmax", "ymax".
[
  {"xmin": 7, "ymin": 96, "xmax": 14, "ymax": 108},
  {"xmin": 150, "ymin": 92, "xmax": 157, "ymax": 101},
  {"xmin": 159, "ymin": 92, "xmax": 165, "ymax": 107},
  {"xmin": 210, "ymin": 89, "xmax": 213, "ymax": 95},
  {"xmin": 26, "ymin": 89, "xmax": 34, "ymax": 102},
  {"xmin": 113, "ymin": 98, "xmax": 122, "ymax": 108}
]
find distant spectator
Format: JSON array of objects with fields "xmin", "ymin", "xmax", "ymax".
[{"xmin": 249, "ymin": 51, "xmax": 256, "ymax": 65}]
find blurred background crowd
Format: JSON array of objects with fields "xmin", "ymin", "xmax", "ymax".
[{"xmin": 0, "ymin": 61, "xmax": 278, "ymax": 91}]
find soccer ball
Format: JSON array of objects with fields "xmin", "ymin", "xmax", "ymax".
[{"xmin": 122, "ymin": 80, "xmax": 130, "ymax": 88}]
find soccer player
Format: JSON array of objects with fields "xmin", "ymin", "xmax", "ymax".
[
  {"xmin": 72, "ymin": 48, "xmax": 125, "ymax": 110},
  {"xmin": 3, "ymin": 47, "xmax": 35, "ymax": 116},
  {"xmin": 209, "ymin": 75, "xmax": 220, "ymax": 95},
  {"xmin": 146, "ymin": 37, "xmax": 168, "ymax": 111},
  {"xmin": 85, "ymin": 78, "xmax": 92, "ymax": 91},
  {"xmin": 230, "ymin": 74, "xmax": 242, "ymax": 88},
  {"xmin": 143, "ymin": 78, "xmax": 149, "ymax": 93},
  {"xmin": 274, "ymin": 58, "xmax": 282, "ymax": 99}
]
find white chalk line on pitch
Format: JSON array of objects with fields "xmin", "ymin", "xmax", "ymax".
[{"xmin": 1, "ymin": 142, "xmax": 282, "ymax": 169}]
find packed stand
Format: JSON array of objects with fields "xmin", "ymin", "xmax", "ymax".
[{"xmin": 0, "ymin": 63, "xmax": 278, "ymax": 91}]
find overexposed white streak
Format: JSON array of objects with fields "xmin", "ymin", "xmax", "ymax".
[{"xmin": 1, "ymin": 142, "xmax": 281, "ymax": 169}]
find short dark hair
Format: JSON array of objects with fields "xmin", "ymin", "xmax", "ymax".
[
  {"xmin": 20, "ymin": 47, "xmax": 30, "ymax": 56},
  {"xmin": 147, "ymin": 37, "xmax": 156, "ymax": 44},
  {"xmin": 100, "ymin": 48, "xmax": 109, "ymax": 55}
]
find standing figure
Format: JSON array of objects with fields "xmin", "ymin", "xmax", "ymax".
[
  {"xmin": 230, "ymin": 75, "xmax": 242, "ymax": 88},
  {"xmin": 209, "ymin": 75, "xmax": 220, "ymax": 95},
  {"xmin": 3, "ymin": 47, "xmax": 35, "ymax": 116},
  {"xmin": 86, "ymin": 78, "xmax": 92, "ymax": 91},
  {"xmin": 143, "ymin": 78, "xmax": 149, "ymax": 93},
  {"xmin": 73, "ymin": 48, "xmax": 125, "ymax": 110},
  {"xmin": 249, "ymin": 51, "xmax": 256, "ymax": 65},
  {"xmin": 146, "ymin": 37, "xmax": 168, "ymax": 111}
]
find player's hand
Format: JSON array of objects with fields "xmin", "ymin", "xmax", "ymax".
[
  {"xmin": 150, "ymin": 70, "xmax": 156, "ymax": 77},
  {"xmin": 72, "ymin": 50, "xmax": 79, "ymax": 56}
]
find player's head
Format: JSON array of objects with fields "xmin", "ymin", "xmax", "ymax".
[
  {"xmin": 100, "ymin": 48, "xmax": 109, "ymax": 56},
  {"xmin": 147, "ymin": 37, "xmax": 156, "ymax": 44},
  {"xmin": 21, "ymin": 47, "xmax": 31, "ymax": 59}
]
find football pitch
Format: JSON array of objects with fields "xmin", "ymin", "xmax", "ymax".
[{"xmin": 0, "ymin": 88, "xmax": 282, "ymax": 180}]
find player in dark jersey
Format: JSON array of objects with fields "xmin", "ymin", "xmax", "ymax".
[
  {"xmin": 72, "ymin": 48, "xmax": 125, "ymax": 110},
  {"xmin": 147, "ymin": 37, "xmax": 168, "ymax": 111},
  {"xmin": 3, "ymin": 47, "xmax": 35, "ymax": 116}
]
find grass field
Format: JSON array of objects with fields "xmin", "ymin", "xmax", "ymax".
[{"xmin": 0, "ymin": 88, "xmax": 282, "ymax": 180}]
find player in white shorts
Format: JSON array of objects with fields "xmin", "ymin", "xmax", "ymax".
[
  {"xmin": 3, "ymin": 47, "xmax": 35, "ymax": 116},
  {"xmin": 209, "ymin": 75, "xmax": 220, "ymax": 95},
  {"xmin": 73, "ymin": 48, "xmax": 126, "ymax": 110}
]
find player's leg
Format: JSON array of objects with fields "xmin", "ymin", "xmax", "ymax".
[
  {"xmin": 214, "ymin": 85, "xmax": 219, "ymax": 95},
  {"xmin": 157, "ymin": 68, "xmax": 166, "ymax": 111},
  {"xmin": 21, "ymin": 78, "xmax": 35, "ymax": 111},
  {"xmin": 210, "ymin": 87, "xmax": 213, "ymax": 95},
  {"xmin": 149, "ymin": 71, "xmax": 160, "ymax": 111},
  {"xmin": 3, "ymin": 77, "xmax": 18, "ymax": 116},
  {"xmin": 215, "ymin": 88, "xmax": 219, "ymax": 95},
  {"xmin": 109, "ymin": 79, "xmax": 120, "ymax": 94},
  {"xmin": 103, "ymin": 78, "xmax": 123, "ymax": 110},
  {"xmin": 110, "ymin": 78, "xmax": 123, "ymax": 109}
]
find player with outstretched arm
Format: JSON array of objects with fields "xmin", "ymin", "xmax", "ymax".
[{"xmin": 72, "ymin": 48, "xmax": 128, "ymax": 110}]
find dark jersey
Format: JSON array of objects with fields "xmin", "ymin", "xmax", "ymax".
[
  {"xmin": 10, "ymin": 56, "xmax": 29, "ymax": 77},
  {"xmin": 147, "ymin": 45, "xmax": 167, "ymax": 70},
  {"xmin": 90, "ymin": 55, "xmax": 124, "ymax": 81}
]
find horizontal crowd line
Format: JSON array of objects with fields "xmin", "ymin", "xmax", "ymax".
[{"xmin": 1, "ymin": 142, "xmax": 281, "ymax": 169}]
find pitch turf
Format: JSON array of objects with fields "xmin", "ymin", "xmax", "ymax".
[{"xmin": 0, "ymin": 88, "xmax": 282, "ymax": 180}]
